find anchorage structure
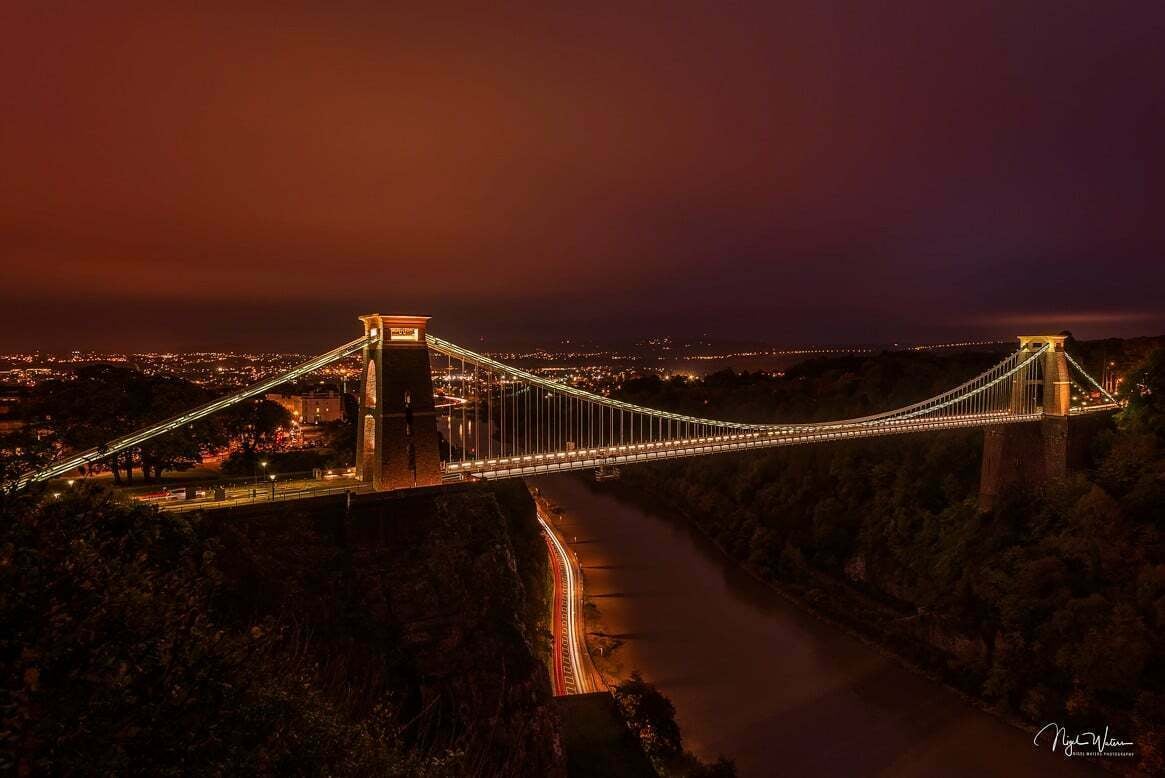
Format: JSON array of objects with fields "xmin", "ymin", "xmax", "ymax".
[{"xmin": 20, "ymin": 316, "xmax": 1118, "ymax": 499}]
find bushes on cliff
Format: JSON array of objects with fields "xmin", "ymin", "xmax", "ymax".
[
  {"xmin": 2, "ymin": 478, "xmax": 564, "ymax": 775},
  {"xmin": 0, "ymin": 484, "xmax": 427, "ymax": 775}
]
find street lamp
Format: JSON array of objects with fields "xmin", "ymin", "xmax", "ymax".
[{"xmin": 269, "ymin": 473, "xmax": 276, "ymax": 499}]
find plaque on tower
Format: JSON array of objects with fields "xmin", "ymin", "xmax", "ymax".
[{"xmin": 389, "ymin": 327, "xmax": 420, "ymax": 342}]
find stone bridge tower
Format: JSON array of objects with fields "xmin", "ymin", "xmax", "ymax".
[
  {"xmin": 978, "ymin": 334, "xmax": 1071, "ymax": 511},
  {"xmin": 354, "ymin": 314, "xmax": 443, "ymax": 491}
]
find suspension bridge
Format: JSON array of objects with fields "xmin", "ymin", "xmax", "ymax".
[{"xmin": 19, "ymin": 314, "xmax": 1119, "ymax": 509}]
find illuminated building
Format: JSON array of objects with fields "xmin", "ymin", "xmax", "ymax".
[{"xmin": 264, "ymin": 391, "xmax": 345, "ymax": 424}]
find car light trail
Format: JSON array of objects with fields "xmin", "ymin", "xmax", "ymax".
[
  {"xmin": 544, "ymin": 529, "xmax": 568, "ymax": 694},
  {"xmin": 538, "ymin": 509, "xmax": 590, "ymax": 695}
]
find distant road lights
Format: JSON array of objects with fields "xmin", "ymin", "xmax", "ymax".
[{"xmin": 66, "ymin": 479, "xmax": 75, "ymax": 487}]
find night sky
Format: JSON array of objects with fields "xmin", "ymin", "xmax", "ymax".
[{"xmin": 3, "ymin": 2, "xmax": 1163, "ymax": 351}]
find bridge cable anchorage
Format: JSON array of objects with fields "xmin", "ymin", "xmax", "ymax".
[
  {"xmin": 17, "ymin": 334, "xmax": 373, "ymax": 489},
  {"xmin": 429, "ymin": 337, "xmax": 1115, "ymax": 481}
]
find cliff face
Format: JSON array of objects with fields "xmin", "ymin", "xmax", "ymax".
[
  {"xmin": 344, "ymin": 483, "xmax": 562, "ymax": 775},
  {"xmin": 4, "ymin": 481, "xmax": 563, "ymax": 776},
  {"xmin": 206, "ymin": 482, "xmax": 564, "ymax": 777}
]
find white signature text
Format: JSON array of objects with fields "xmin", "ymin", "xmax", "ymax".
[{"xmin": 1033, "ymin": 722, "xmax": 1134, "ymax": 758}]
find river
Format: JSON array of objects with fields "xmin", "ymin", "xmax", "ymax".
[{"xmin": 532, "ymin": 474, "xmax": 1099, "ymax": 777}]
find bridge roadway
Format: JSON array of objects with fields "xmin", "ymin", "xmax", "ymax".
[
  {"xmin": 444, "ymin": 406, "xmax": 1114, "ymax": 482},
  {"xmin": 155, "ymin": 476, "xmax": 368, "ymax": 512},
  {"xmin": 140, "ymin": 405, "xmax": 1114, "ymax": 510}
]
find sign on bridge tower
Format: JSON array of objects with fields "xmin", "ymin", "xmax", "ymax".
[
  {"xmin": 979, "ymin": 334, "xmax": 1071, "ymax": 511},
  {"xmin": 355, "ymin": 314, "xmax": 443, "ymax": 491}
]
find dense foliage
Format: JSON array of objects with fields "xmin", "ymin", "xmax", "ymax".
[
  {"xmin": 25, "ymin": 365, "xmax": 291, "ymax": 483},
  {"xmin": 1, "ymin": 482, "xmax": 558, "ymax": 776},
  {"xmin": 617, "ymin": 342, "xmax": 1164, "ymax": 774}
]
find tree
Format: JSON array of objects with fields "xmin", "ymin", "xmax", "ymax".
[
  {"xmin": 222, "ymin": 399, "xmax": 292, "ymax": 457},
  {"xmin": 26, "ymin": 365, "xmax": 228, "ymax": 483},
  {"xmin": 135, "ymin": 375, "xmax": 225, "ymax": 480},
  {"xmin": 614, "ymin": 672, "xmax": 738, "ymax": 777},
  {"xmin": 1119, "ymin": 347, "xmax": 1165, "ymax": 439},
  {"xmin": 615, "ymin": 672, "xmax": 683, "ymax": 769},
  {"xmin": 319, "ymin": 417, "xmax": 357, "ymax": 466},
  {"xmin": 27, "ymin": 365, "xmax": 144, "ymax": 483},
  {"xmin": 0, "ymin": 428, "xmax": 53, "ymax": 508}
]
